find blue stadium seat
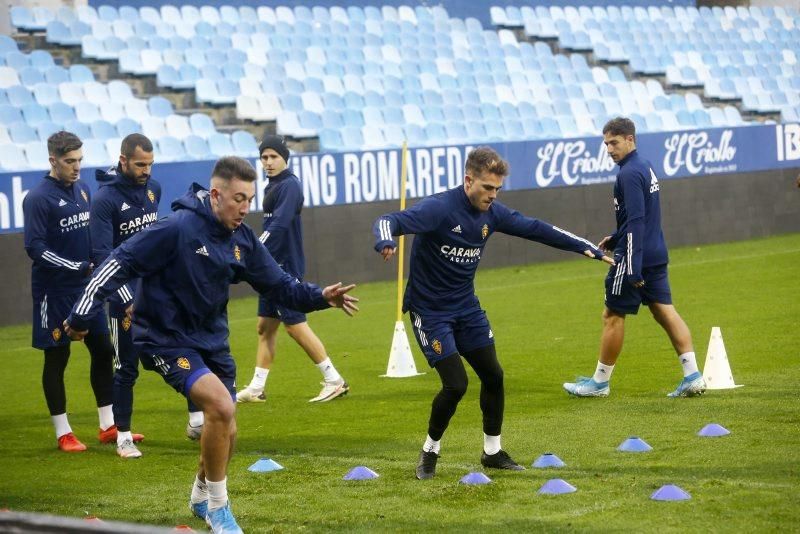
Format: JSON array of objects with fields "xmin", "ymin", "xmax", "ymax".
[
  {"xmin": 115, "ymin": 118, "xmax": 140, "ymax": 138},
  {"xmin": 47, "ymin": 102, "xmax": 75, "ymax": 123},
  {"xmin": 0, "ymin": 143, "xmax": 29, "ymax": 170}
]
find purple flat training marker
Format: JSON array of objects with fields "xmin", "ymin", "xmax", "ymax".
[
  {"xmin": 698, "ymin": 423, "xmax": 730, "ymax": 437},
  {"xmin": 532, "ymin": 453, "xmax": 566, "ymax": 468},
  {"xmin": 459, "ymin": 472, "xmax": 492, "ymax": 485},
  {"xmin": 651, "ymin": 484, "xmax": 691, "ymax": 501},
  {"xmin": 617, "ymin": 436, "xmax": 652, "ymax": 452},
  {"xmin": 537, "ymin": 478, "xmax": 577, "ymax": 495},
  {"xmin": 343, "ymin": 466, "xmax": 379, "ymax": 480}
]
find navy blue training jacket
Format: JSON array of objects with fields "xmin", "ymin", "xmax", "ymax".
[
  {"xmin": 605, "ymin": 150, "xmax": 669, "ymax": 284},
  {"xmin": 23, "ymin": 175, "xmax": 93, "ymax": 299},
  {"xmin": 67, "ymin": 183, "xmax": 330, "ymax": 354},
  {"xmin": 373, "ymin": 186, "xmax": 605, "ymax": 314},
  {"xmin": 90, "ymin": 165, "xmax": 161, "ymax": 314},
  {"xmin": 259, "ymin": 168, "xmax": 305, "ymax": 279}
]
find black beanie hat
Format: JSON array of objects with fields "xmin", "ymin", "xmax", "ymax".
[{"xmin": 258, "ymin": 135, "xmax": 290, "ymax": 164}]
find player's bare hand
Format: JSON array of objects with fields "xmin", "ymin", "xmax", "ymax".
[
  {"xmin": 62, "ymin": 320, "xmax": 88, "ymax": 341},
  {"xmin": 125, "ymin": 304, "xmax": 134, "ymax": 320},
  {"xmin": 322, "ymin": 282, "xmax": 360, "ymax": 316},
  {"xmin": 598, "ymin": 236, "xmax": 613, "ymax": 252},
  {"xmin": 632, "ymin": 280, "xmax": 645, "ymax": 288},
  {"xmin": 584, "ymin": 250, "xmax": 615, "ymax": 265},
  {"xmin": 381, "ymin": 246, "xmax": 396, "ymax": 261}
]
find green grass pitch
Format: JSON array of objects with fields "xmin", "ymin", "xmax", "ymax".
[{"xmin": 0, "ymin": 234, "xmax": 798, "ymax": 532}]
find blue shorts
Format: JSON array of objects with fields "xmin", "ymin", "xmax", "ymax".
[
  {"xmin": 141, "ymin": 348, "xmax": 236, "ymax": 402},
  {"xmin": 605, "ymin": 263, "xmax": 672, "ymax": 315},
  {"xmin": 32, "ymin": 292, "xmax": 109, "ymax": 349},
  {"xmin": 409, "ymin": 305, "xmax": 494, "ymax": 366},
  {"xmin": 257, "ymin": 294, "xmax": 306, "ymax": 325}
]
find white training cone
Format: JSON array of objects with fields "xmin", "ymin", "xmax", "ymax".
[
  {"xmin": 702, "ymin": 327, "xmax": 743, "ymax": 389},
  {"xmin": 381, "ymin": 321, "xmax": 425, "ymax": 378}
]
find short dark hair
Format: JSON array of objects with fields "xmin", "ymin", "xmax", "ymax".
[
  {"xmin": 465, "ymin": 146, "xmax": 509, "ymax": 178},
  {"xmin": 603, "ymin": 117, "xmax": 636, "ymax": 138},
  {"xmin": 212, "ymin": 156, "xmax": 257, "ymax": 183},
  {"xmin": 47, "ymin": 131, "xmax": 82, "ymax": 157},
  {"xmin": 120, "ymin": 133, "xmax": 153, "ymax": 157}
]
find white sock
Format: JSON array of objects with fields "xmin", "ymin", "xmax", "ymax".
[
  {"xmin": 190, "ymin": 475, "xmax": 208, "ymax": 504},
  {"xmin": 423, "ymin": 434, "xmax": 440, "ymax": 454},
  {"xmin": 206, "ymin": 478, "xmax": 228, "ymax": 511},
  {"xmin": 51, "ymin": 413, "xmax": 72, "ymax": 439},
  {"xmin": 188, "ymin": 411, "xmax": 204, "ymax": 428},
  {"xmin": 249, "ymin": 367, "xmax": 269, "ymax": 391},
  {"xmin": 316, "ymin": 357, "xmax": 342, "ymax": 383},
  {"xmin": 98, "ymin": 404, "xmax": 114, "ymax": 430},
  {"xmin": 117, "ymin": 430, "xmax": 133, "ymax": 446},
  {"xmin": 678, "ymin": 351, "xmax": 699, "ymax": 377},
  {"xmin": 483, "ymin": 433, "xmax": 501, "ymax": 455},
  {"xmin": 593, "ymin": 361, "xmax": 615, "ymax": 383}
]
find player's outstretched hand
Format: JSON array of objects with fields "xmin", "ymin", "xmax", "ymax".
[
  {"xmin": 583, "ymin": 249, "xmax": 615, "ymax": 265},
  {"xmin": 598, "ymin": 235, "xmax": 613, "ymax": 252},
  {"xmin": 380, "ymin": 246, "xmax": 396, "ymax": 261},
  {"xmin": 322, "ymin": 282, "xmax": 360, "ymax": 316},
  {"xmin": 63, "ymin": 320, "xmax": 88, "ymax": 341}
]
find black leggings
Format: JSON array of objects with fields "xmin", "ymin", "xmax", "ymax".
[
  {"xmin": 42, "ymin": 332, "xmax": 115, "ymax": 416},
  {"xmin": 427, "ymin": 344, "xmax": 504, "ymax": 441}
]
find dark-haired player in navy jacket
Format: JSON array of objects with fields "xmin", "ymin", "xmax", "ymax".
[
  {"xmin": 373, "ymin": 146, "xmax": 612, "ymax": 480},
  {"xmin": 564, "ymin": 117, "xmax": 705, "ymax": 398},
  {"xmin": 23, "ymin": 131, "xmax": 116, "ymax": 453},
  {"xmin": 91, "ymin": 133, "xmax": 202, "ymax": 458},
  {"xmin": 65, "ymin": 156, "xmax": 359, "ymax": 534},
  {"xmin": 237, "ymin": 135, "xmax": 349, "ymax": 405}
]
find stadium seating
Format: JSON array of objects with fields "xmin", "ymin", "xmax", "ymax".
[
  {"xmin": 510, "ymin": 4, "xmax": 800, "ymax": 122},
  {"xmin": 4, "ymin": 3, "xmax": 799, "ymax": 161},
  {"xmin": 0, "ymin": 30, "xmax": 258, "ymax": 171}
]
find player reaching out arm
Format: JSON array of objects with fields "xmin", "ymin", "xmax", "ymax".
[{"xmin": 374, "ymin": 146, "xmax": 612, "ymax": 480}]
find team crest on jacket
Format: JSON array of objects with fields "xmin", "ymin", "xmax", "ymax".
[
  {"xmin": 147, "ymin": 189, "xmax": 155, "ymax": 203},
  {"xmin": 481, "ymin": 224, "xmax": 489, "ymax": 239},
  {"xmin": 52, "ymin": 328, "xmax": 61, "ymax": 341},
  {"xmin": 432, "ymin": 339, "xmax": 442, "ymax": 355},
  {"xmin": 177, "ymin": 357, "xmax": 191, "ymax": 370},
  {"xmin": 81, "ymin": 190, "xmax": 88, "ymax": 203},
  {"xmin": 233, "ymin": 245, "xmax": 241, "ymax": 262},
  {"xmin": 122, "ymin": 316, "xmax": 131, "ymax": 331}
]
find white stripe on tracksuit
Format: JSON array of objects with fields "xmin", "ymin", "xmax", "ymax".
[
  {"xmin": 552, "ymin": 225, "xmax": 597, "ymax": 250},
  {"xmin": 612, "ymin": 258, "xmax": 627, "ymax": 296},
  {"xmin": 117, "ymin": 284, "xmax": 132, "ymax": 303},
  {"xmin": 259, "ymin": 230, "xmax": 270, "ymax": 244},
  {"xmin": 42, "ymin": 250, "xmax": 81, "ymax": 270},
  {"xmin": 40, "ymin": 295, "xmax": 48, "ymax": 328},
  {"xmin": 412, "ymin": 312, "xmax": 428, "ymax": 346},
  {"xmin": 110, "ymin": 318, "xmax": 120, "ymax": 369},
  {"xmin": 379, "ymin": 219, "xmax": 392, "ymax": 242},
  {"xmin": 75, "ymin": 260, "xmax": 121, "ymax": 316},
  {"xmin": 626, "ymin": 233, "xmax": 633, "ymax": 275}
]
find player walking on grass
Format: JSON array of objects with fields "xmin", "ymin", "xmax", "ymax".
[
  {"xmin": 237, "ymin": 136, "xmax": 349, "ymax": 404},
  {"xmin": 91, "ymin": 133, "xmax": 203, "ymax": 459},
  {"xmin": 563, "ymin": 117, "xmax": 706, "ymax": 399},
  {"xmin": 23, "ymin": 131, "xmax": 117, "ymax": 452},
  {"xmin": 65, "ymin": 156, "xmax": 359, "ymax": 534},
  {"xmin": 373, "ymin": 147, "xmax": 612, "ymax": 480}
]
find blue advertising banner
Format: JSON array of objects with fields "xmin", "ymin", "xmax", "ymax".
[{"xmin": 1, "ymin": 123, "xmax": 798, "ymax": 234}]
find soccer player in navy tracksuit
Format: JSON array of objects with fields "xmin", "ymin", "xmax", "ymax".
[
  {"xmin": 22, "ymin": 131, "xmax": 116, "ymax": 453},
  {"xmin": 91, "ymin": 134, "xmax": 203, "ymax": 458},
  {"xmin": 373, "ymin": 146, "xmax": 612, "ymax": 480},
  {"xmin": 237, "ymin": 135, "xmax": 349, "ymax": 404},
  {"xmin": 563, "ymin": 117, "xmax": 706, "ymax": 398},
  {"xmin": 65, "ymin": 157, "xmax": 359, "ymax": 533}
]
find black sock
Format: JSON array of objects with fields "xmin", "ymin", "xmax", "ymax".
[
  {"xmin": 427, "ymin": 354, "xmax": 468, "ymax": 441},
  {"xmin": 463, "ymin": 344, "xmax": 504, "ymax": 437},
  {"xmin": 84, "ymin": 332, "xmax": 115, "ymax": 408},
  {"xmin": 42, "ymin": 345, "xmax": 70, "ymax": 415}
]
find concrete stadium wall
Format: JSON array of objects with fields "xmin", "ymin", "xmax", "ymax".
[{"xmin": 1, "ymin": 166, "xmax": 798, "ymax": 328}]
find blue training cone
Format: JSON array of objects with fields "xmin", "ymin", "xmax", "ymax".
[
  {"xmin": 343, "ymin": 466, "xmax": 379, "ymax": 480},
  {"xmin": 532, "ymin": 453, "xmax": 566, "ymax": 468},
  {"xmin": 698, "ymin": 423, "xmax": 730, "ymax": 437},
  {"xmin": 617, "ymin": 436, "xmax": 653, "ymax": 452},
  {"xmin": 248, "ymin": 458, "xmax": 284, "ymax": 472},
  {"xmin": 459, "ymin": 472, "xmax": 492, "ymax": 485},
  {"xmin": 537, "ymin": 478, "xmax": 577, "ymax": 494},
  {"xmin": 651, "ymin": 484, "xmax": 691, "ymax": 501}
]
